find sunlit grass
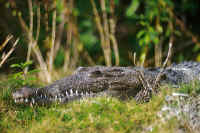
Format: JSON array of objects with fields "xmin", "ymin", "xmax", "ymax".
[{"xmin": 1, "ymin": 82, "xmax": 199, "ymax": 133}]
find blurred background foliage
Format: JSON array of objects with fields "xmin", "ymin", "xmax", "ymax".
[{"xmin": 0, "ymin": 0, "xmax": 200, "ymax": 82}]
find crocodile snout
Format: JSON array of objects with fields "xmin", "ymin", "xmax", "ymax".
[{"xmin": 12, "ymin": 87, "xmax": 35, "ymax": 103}]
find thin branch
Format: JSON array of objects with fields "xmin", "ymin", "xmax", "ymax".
[
  {"xmin": 109, "ymin": 0, "xmax": 119, "ymax": 65},
  {"xmin": 90, "ymin": 0, "xmax": 111, "ymax": 66},
  {"xmin": 110, "ymin": 34, "xmax": 119, "ymax": 65},
  {"xmin": 128, "ymin": 51, "xmax": 137, "ymax": 66},
  {"xmin": 49, "ymin": 8, "xmax": 56, "ymax": 72},
  {"xmin": 167, "ymin": 7, "xmax": 200, "ymax": 46},
  {"xmin": 100, "ymin": 0, "xmax": 111, "ymax": 66},
  {"xmin": 153, "ymin": 36, "xmax": 173, "ymax": 90},
  {"xmin": 32, "ymin": 45, "xmax": 51, "ymax": 83},
  {"xmin": 18, "ymin": 15, "xmax": 29, "ymax": 33},
  {"xmin": 163, "ymin": 37, "xmax": 173, "ymax": 68},
  {"xmin": 11, "ymin": 0, "xmax": 51, "ymax": 83},
  {"xmin": 54, "ymin": 0, "xmax": 66, "ymax": 56},
  {"xmin": 63, "ymin": 0, "xmax": 73, "ymax": 72},
  {"xmin": 35, "ymin": 3, "xmax": 41, "ymax": 45},
  {"xmin": 134, "ymin": 36, "xmax": 173, "ymax": 102},
  {"xmin": 25, "ymin": 0, "xmax": 33, "ymax": 74},
  {"xmin": 90, "ymin": 0, "xmax": 104, "ymax": 43},
  {"xmin": 44, "ymin": 3, "xmax": 49, "ymax": 33},
  {"xmin": 82, "ymin": 51, "xmax": 96, "ymax": 66},
  {"xmin": 135, "ymin": 70, "xmax": 153, "ymax": 103},
  {"xmin": 134, "ymin": 52, "xmax": 136, "ymax": 66},
  {"xmin": 0, "ymin": 35, "xmax": 13, "ymax": 52},
  {"xmin": 154, "ymin": 10, "xmax": 162, "ymax": 67},
  {"xmin": 0, "ymin": 38, "xmax": 19, "ymax": 68}
]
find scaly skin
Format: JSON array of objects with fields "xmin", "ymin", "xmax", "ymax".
[{"xmin": 12, "ymin": 62, "xmax": 200, "ymax": 105}]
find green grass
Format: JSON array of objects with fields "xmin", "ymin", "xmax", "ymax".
[{"xmin": 1, "ymin": 82, "xmax": 199, "ymax": 133}]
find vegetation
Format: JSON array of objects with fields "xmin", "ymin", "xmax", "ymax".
[
  {"xmin": 0, "ymin": 0, "xmax": 200, "ymax": 82},
  {"xmin": 0, "ymin": 0, "xmax": 200, "ymax": 132},
  {"xmin": 2, "ymin": 81, "xmax": 200, "ymax": 133},
  {"xmin": 0, "ymin": 84, "xmax": 179, "ymax": 133}
]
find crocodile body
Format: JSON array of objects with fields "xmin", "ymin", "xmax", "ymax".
[{"xmin": 12, "ymin": 61, "xmax": 200, "ymax": 104}]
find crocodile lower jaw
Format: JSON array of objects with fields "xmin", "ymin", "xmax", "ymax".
[{"xmin": 14, "ymin": 90, "xmax": 95, "ymax": 104}]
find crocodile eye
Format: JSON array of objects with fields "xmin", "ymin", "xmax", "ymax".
[
  {"xmin": 92, "ymin": 70, "xmax": 102, "ymax": 75},
  {"xmin": 89, "ymin": 70, "xmax": 102, "ymax": 77}
]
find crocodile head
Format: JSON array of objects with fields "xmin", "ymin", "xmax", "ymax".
[
  {"xmin": 12, "ymin": 86, "xmax": 96, "ymax": 105},
  {"xmin": 12, "ymin": 87, "xmax": 38, "ymax": 104},
  {"xmin": 12, "ymin": 86, "xmax": 64, "ymax": 105}
]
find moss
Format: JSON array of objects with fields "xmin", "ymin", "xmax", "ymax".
[{"xmin": 1, "ymin": 82, "xmax": 199, "ymax": 133}]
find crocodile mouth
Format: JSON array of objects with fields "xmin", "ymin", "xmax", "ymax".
[
  {"xmin": 12, "ymin": 91, "xmax": 35, "ymax": 104},
  {"xmin": 12, "ymin": 87, "xmax": 38, "ymax": 104},
  {"xmin": 12, "ymin": 87, "xmax": 95, "ymax": 104},
  {"xmin": 14, "ymin": 97, "xmax": 32, "ymax": 103},
  {"xmin": 12, "ymin": 92, "xmax": 59, "ymax": 104}
]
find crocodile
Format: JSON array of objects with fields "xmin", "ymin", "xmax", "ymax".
[{"xmin": 12, "ymin": 61, "xmax": 200, "ymax": 105}]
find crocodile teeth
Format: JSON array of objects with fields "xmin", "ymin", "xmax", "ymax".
[
  {"xmin": 59, "ymin": 97, "xmax": 62, "ymax": 102},
  {"xmin": 66, "ymin": 91, "xmax": 69, "ymax": 96},
  {"xmin": 49, "ymin": 97, "xmax": 52, "ymax": 100},
  {"xmin": 86, "ymin": 91, "xmax": 89, "ymax": 96},
  {"xmin": 70, "ymin": 89, "xmax": 73, "ymax": 96},
  {"xmin": 32, "ymin": 98, "xmax": 35, "ymax": 104},
  {"xmin": 25, "ymin": 98, "xmax": 28, "ymax": 103},
  {"xmin": 75, "ymin": 90, "xmax": 78, "ymax": 96}
]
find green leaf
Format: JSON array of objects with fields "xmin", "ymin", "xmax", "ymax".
[
  {"xmin": 12, "ymin": 10, "xmax": 17, "ymax": 16},
  {"xmin": 139, "ymin": 39, "xmax": 145, "ymax": 46},
  {"xmin": 174, "ymin": 30, "xmax": 181, "ymax": 36},
  {"xmin": 56, "ymin": 0, "xmax": 64, "ymax": 13},
  {"xmin": 12, "ymin": 72, "xmax": 23, "ymax": 79},
  {"xmin": 73, "ymin": 8, "xmax": 80, "ymax": 16},
  {"xmin": 137, "ymin": 30, "xmax": 145, "ymax": 38},
  {"xmin": 126, "ymin": 0, "xmax": 140, "ymax": 17},
  {"xmin": 22, "ymin": 61, "xmax": 33, "ymax": 68},
  {"xmin": 157, "ymin": 25, "xmax": 163, "ymax": 33},
  {"xmin": 80, "ymin": 32, "xmax": 97, "ymax": 46},
  {"xmin": 10, "ymin": 64, "xmax": 21, "ymax": 68},
  {"xmin": 153, "ymin": 37, "xmax": 159, "ymax": 44},
  {"xmin": 165, "ymin": 28, "xmax": 171, "ymax": 37},
  {"xmin": 148, "ymin": 26, "xmax": 154, "ymax": 33},
  {"xmin": 140, "ymin": 52, "xmax": 146, "ymax": 64},
  {"xmin": 114, "ymin": 0, "xmax": 119, "ymax": 5},
  {"xmin": 144, "ymin": 35, "xmax": 150, "ymax": 44},
  {"xmin": 27, "ymin": 69, "xmax": 40, "ymax": 74},
  {"xmin": 5, "ymin": 2, "xmax": 10, "ymax": 8},
  {"xmin": 26, "ymin": 76, "xmax": 36, "ymax": 82},
  {"xmin": 140, "ymin": 21, "xmax": 147, "ymax": 26}
]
